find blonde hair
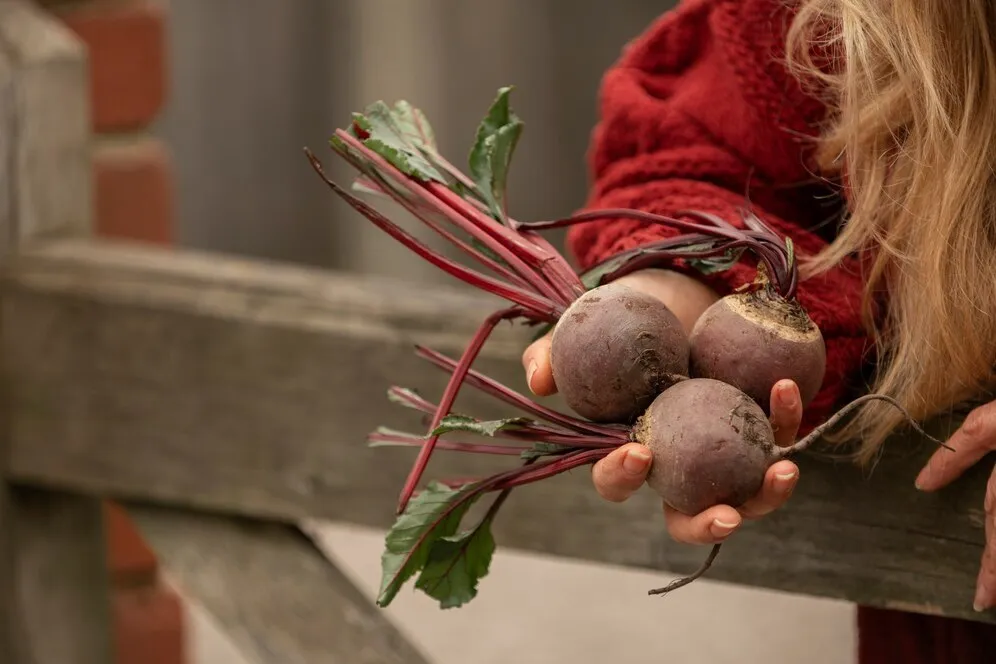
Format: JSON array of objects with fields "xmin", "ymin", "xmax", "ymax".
[{"xmin": 786, "ymin": 0, "xmax": 996, "ymax": 462}]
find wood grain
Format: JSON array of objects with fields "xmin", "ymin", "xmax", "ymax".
[
  {"xmin": 128, "ymin": 503, "xmax": 432, "ymax": 664},
  {"xmin": 0, "ymin": 0, "xmax": 90, "ymax": 244},
  {"xmin": 0, "ymin": 5, "xmax": 110, "ymax": 662},
  {"xmin": 3, "ymin": 237, "xmax": 993, "ymax": 623}
]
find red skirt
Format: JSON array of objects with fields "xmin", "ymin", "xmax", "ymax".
[{"xmin": 858, "ymin": 606, "xmax": 996, "ymax": 663}]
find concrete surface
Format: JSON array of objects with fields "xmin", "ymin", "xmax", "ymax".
[{"xmin": 183, "ymin": 521, "xmax": 857, "ymax": 664}]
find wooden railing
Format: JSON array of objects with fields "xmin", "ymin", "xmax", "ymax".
[{"xmin": 1, "ymin": 2, "xmax": 993, "ymax": 663}]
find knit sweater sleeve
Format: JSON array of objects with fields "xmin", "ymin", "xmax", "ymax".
[{"xmin": 567, "ymin": 0, "xmax": 870, "ymax": 428}]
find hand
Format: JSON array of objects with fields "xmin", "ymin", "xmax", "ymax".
[
  {"xmin": 521, "ymin": 268, "xmax": 803, "ymax": 545},
  {"xmin": 915, "ymin": 401, "xmax": 996, "ymax": 612}
]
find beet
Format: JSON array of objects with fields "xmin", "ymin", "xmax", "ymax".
[
  {"xmin": 634, "ymin": 378, "xmax": 774, "ymax": 515},
  {"xmin": 550, "ymin": 283, "xmax": 690, "ymax": 423},
  {"xmin": 689, "ymin": 290, "xmax": 826, "ymax": 411}
]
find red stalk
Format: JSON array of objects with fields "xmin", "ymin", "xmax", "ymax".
[
  {"xmin": 350, "ymin": 176, "xmax": 532, "ymax": 289},
  {"xmin": 396, "ymin": 307, "xmax": 523, "ymax": 513},
  {"xmin": 517, "ymin": 207, "xmax": 798, "ymax": 298},
  {"xmin": 419, "ymin": 151, "xmax": 585, "ymax": 301},
  {"xmin": 332, "ymin": 132, "xmax": 568, "ymax": 308},
  {"xmin": 494, "ymin": 448, "xmax": 612, "ymax": 489},
  {"xmin": 305, "ymin": 150, "xmax": 558, "ymax": 319},
  {"xmin": 368, "ymin": 431, "xmax": 529, "ymax": 456},
  {"xmin": 413, "ymin": 345, "xmax": 630, "ymax": 439}
]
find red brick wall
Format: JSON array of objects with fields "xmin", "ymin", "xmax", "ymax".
[{"xmin": 44, "ymin": 1, "xmax": 185, "ymax": 663}]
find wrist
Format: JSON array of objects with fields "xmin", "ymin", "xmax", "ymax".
[{"xmin": 610, "ymin": 268, "xmax": 720, "ymax": 333}]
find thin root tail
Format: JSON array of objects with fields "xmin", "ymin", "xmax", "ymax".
[
  {"xmin": 780, "ymin": 393, "xmax": 955, "ymax": 458},
  {"xmin": 647, "ymin": 543, "xmax": 722, "ymax": 597}
]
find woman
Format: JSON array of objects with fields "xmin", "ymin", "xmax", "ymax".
[{"xmin": 520, "ymin": 0, "xmax": 996, "ymax": 660}]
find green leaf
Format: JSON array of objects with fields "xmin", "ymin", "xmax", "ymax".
[
  {"xmin": 377, "ymin": 481, "xmax": 484, "ymax": 607},
  {"xmin": 520, "ymin": 441, "xmax": 573, "ymax": 460},
  {"xmin": 579, "ymin": 253, "xmax": 635, "ymax": 290},
  {"xmin": 430, "ymin": 414, "xmax": 531, "ymax": 437},
  {"xmin": 785, "ymin": 237, "xmax": 795, "ymax": 271},
  {"xmin": 348, "ymin": 101, "xmax": 446, "ymax": 183},
  {"xmin": 468, "ymin": 87, "xmax": 524, "ymax": 223},
  {"xmin": 686, "ymin": 245, "xmax": 747, "ymax": 275},
  {"xmin": 414, "ymin": 521, "xmax": 496, "ymax": 609},
  {"xmin": 391, "ymin": 100, "xmax": 438, "ymax": 152},
  {"xmin": 470, "ymin": 237, "xmax": 510, "ymax": 268}
]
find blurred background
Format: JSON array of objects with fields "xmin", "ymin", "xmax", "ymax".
[
  {"xmin": 154, "ymin": 0, "xmax": 674, "ymax": 278},
  {"xmin": 141, "ymin": 1, "xmax": 855, "ymax": 662}
]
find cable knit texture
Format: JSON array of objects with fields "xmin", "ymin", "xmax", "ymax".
[
  {"xmin": 567, "ymin": 0, "xmax": 870, "ymax": 433},
  {"xmin": 572, "ymin": 1, "xmax": 996, "ymax": 660}
]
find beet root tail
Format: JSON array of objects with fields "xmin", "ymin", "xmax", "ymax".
[{"xmin": 647, "ymin": 543, "xmax": 723, "ymax": 597}]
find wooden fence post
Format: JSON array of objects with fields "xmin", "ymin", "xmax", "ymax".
[{"xmin": 0, "ymin": 2, "xmax": 111, "ymax": 662}]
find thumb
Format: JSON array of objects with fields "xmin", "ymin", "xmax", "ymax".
[
  {"xmin": 591, "ymin": 443, "xmax": 652, "ymax": 502},
  {"xmin": 521, "ymin": 334, "xmax": 557, "ymax": 396}
]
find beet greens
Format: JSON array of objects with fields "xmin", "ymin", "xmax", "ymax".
[{"xmin": 305, "ymin": 87, "xmax": 801, "ymax": 515}]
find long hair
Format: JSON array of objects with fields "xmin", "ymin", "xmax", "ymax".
[{"xmin": 786, "ymin": 0, "xmax": 996, "ymax": 462}]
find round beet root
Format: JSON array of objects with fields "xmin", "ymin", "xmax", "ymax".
[
  {"xmin": 635, "ymin": 378, "xmax": 777, "ymax": 515},
  {"xmin": 688, "ymin": 291, "xmax": 826, "ymax": 411},
  {"xmin": 550, "ymin": 283, "xmax": 689, "ymax": 423}
]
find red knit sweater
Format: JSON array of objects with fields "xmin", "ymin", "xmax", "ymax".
[{"xmin": 566, "ymin": 0, "xmax": 870, "ymax": 430}]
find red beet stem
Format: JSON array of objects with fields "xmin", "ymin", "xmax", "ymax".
[
  {"xmin": 305, "ymin": 149, "xmax": 559, "ymax": 319},
  {"xmin": 395, "ymin": 390, "xmax": 623, "ymax": 448},
  {"xmin": 419, "ymin": 152, "xmax": 585, "ymax": 300},
  {"xmin": 332, "ymin": 132, "xmax": 570, "ymax": 309},
  {"xmin": 518, "ymin": 207, "xmax": 797, "ymax": 298},
  {"xmin": 387, "ymin": 386, "xmax": 438, "ymax": 414},
  {"xmin": 368, "ymin": 431, "xmax": 529, "ymax": 456},
  {"xmin": 423, "ymin": 151, "xmax": 584, "ymax": 288},
  {"xmin": 349, "ymin": 175, "xmax": 532, "ymax": 289},
  {"xmin": 396, "ymin": 307, "xmax": 523, "ymax": 513},
  {"xmin": 413, "ymin": 345, "xmax": 630, "ymax": 439},
  {"xmin": 495, "ymin": 448, "xmax": 612, "ymax": 489}
]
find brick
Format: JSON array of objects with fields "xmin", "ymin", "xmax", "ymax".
[
  {"xmin": 113, "ymin": 583, "xmax": 186, "ymax": 664},
  {"xmin": 93, "ymin": 135, "xmax": 173, "ymax": 244},
  {"xmin": 104, "ymin": 501, "xmax": 159, "ymax": 587},
  {"xmin": 55, "ymin": 0, "xmax": 167, "ymax": 132}
]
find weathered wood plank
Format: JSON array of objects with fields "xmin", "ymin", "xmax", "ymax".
[
  {"xmin": 127, "ymin": 503, "xmax": 432, "ymax": 664},
  {"xmin": 0, "ymin": 0, "xmax": 90, "ymax": 245},
  {"xmin": 5, "ymin": 489, "xmax": 113, "ymax": 664},
  {"xmin": 2, "ymin": 238, "xmax": 993, "ymax": 623},
  {"xmin": 0, "ymin": 4, "xmax": 110, "ymax": 662}
]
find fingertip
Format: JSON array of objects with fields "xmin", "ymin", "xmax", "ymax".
[
  {"xmin": 707, "ymin": 504, "xmax": 742, "ymax": 529},
  {"xmin": 771, "ymin": 379, "xmax": 801, "ymax": 411},
  {"xmin": 591, "ymin": 444, "xmax": 650, "ymax": 503},
  {"xmin": 770, "ymin": 380, "xmax": 803, "ymax": 447},
  {"xmin": 664, "ymin": 504, "xmax": 742, "ymax": 545},
  {"xmin": 768, "ymin": 459, "xmax": 800, "ymax": 482},
  {"xmin": 522, "ymin": 337, "xmax": 556, "ymax": 396}
]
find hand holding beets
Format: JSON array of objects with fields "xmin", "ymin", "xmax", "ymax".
[
  {"xmin": 522, "ymin": 268, "xmax": 803, "ymax": 545},
  {"xmin": 308, "ymin": 90, "xmax": 955, "ymax": 607}
]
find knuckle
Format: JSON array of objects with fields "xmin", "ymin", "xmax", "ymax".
[
  {"xmin": 591, "ymin": 466, "xmax": 627, "ymax": 503},
  {"xmin": 961, "ymin": 405, "xmax": 996, "ymax": 442}
]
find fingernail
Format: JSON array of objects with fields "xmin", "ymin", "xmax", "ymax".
[
  {"xmin": 622, "ymin": 448, "xmax": 652, "ymax": 475},
  {"xmin": 526, "ymin": 360, "xmax": 538, "ymax": 392},
  {"xmin": 974, "ymin": 584, "xmax": 990, "ymax": 612},
  {"xmin": 710, "ymin": 519, "xmax": 739, "ymax": 539},
  {"xmin": 775, "ymin": 470, "xmax": 797, "ymax": 482},
  {"xmin": 778, "ymin": 384, "xmax": 797, "ymax": 408}
]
